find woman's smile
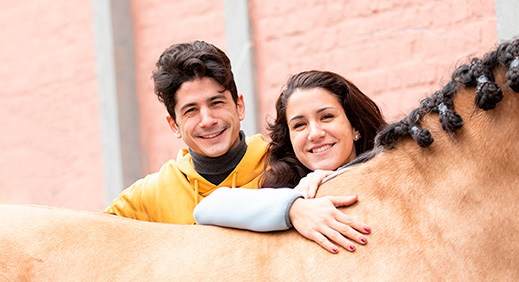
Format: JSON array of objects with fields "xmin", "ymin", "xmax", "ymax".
[
  {"xmin": 287, "ymin": 87, "xmax": 359, "ymax": 171},
  {"xmin": 310, "ymin": 143, "xmax": 334, "ymax": 154}
]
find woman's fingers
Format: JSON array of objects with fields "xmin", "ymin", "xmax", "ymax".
[
  {"xmin": 295, "ymin": 170, "xmax": 335, "ymax": 199},
  {"xmin": 327, "ymin": 195, "xmax": 359, "ymax": 207},
  {"xmin": 306, "ymin": 227, "xmax": 367, "ymax": 254},
  {"xmin": 327, "ymin": 195, "xmax": 371, "ymax": 236},
  {"xmin": 289, "ymin": 196, "xmax": 370, "ymax": 254},
  {"xmin": 306, "ymin": 170, "xmax": 334, "ymax": 198},
  {"xmin": 306, "ymin": 231, "xmax": 341, "ymax": 254}
]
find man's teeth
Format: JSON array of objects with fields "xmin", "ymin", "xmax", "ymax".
[
  {"xmin": 202, "ymin": 132, "xmax": 221, "ymax": 139},
  {"xmin": 312, "ymin": 144, "xmax": 332, "ymax": 153}
]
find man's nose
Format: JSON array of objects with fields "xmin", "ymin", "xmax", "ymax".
[{"xmin": 199, "ymin": 107, "xmax": 217, "ymax": 128}]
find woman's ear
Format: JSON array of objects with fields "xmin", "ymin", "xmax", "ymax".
[
  {"xmin": 353, "ymin": 128, "xmax": 360, "ymax": 141},
  {"xmin": 166, "ymin": 114, "xmax": 182, "ymax": 139}
]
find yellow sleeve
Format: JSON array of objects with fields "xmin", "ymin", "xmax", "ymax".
[{"xmin": 104, "ymin": 176, "xmax": 155, "ymax": 221}]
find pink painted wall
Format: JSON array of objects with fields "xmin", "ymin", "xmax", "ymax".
[
  {"xmin": 250, "ymin": 0, "xmax": 498, "ymax": 131},
  {"xmin": 0, "ymin": 1, "xmax": 104, "ymax": 211},
  {"xmin": 135, "ymin": 0, "xmax": 497, "ymax": 175},
  {"xmin": 0, "ymin": 0, "xmax": 497, "ymax": 211},
  {"xmin": 132, "ymin": 0, "xmax": 227, "ymax": 173}
]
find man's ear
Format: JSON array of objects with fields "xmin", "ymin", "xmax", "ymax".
[
  {"xmin": 166, "ymin": 114, "xmax": 182, "ymax": 139},
  {"xmin": 236, "ymin": 94, "xmax": 246, "ymax": 121}
]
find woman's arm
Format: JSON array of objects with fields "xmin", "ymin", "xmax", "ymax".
[
  {"xmin": 194, "ymin": 187, "xmax": 303, "ymax": 231},
  {"xmin": 193, "ymin": 187, "xmax": 370, "ymax": 253}
]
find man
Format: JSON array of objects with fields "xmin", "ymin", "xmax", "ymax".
[{"xmin": 105, "ymin": 41, "xmax": 368, "ymax": 253}]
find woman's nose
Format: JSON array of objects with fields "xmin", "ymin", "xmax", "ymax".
[{"xmin": 307, "ymin": 123, "xmax": 325, "ymax": 141}]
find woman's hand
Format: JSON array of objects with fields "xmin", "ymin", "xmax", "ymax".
[
  {"xmin": 288, "ymin": 195, "xmax": 371, "ymax": 254},
  {"xmin": 295, "ymin": 170, "xmax": 334, "ymax": 199}
]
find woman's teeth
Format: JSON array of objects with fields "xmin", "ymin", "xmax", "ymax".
[{"xmin": 312, "ymin": 144, "xmax": 332, "ymax": 153}]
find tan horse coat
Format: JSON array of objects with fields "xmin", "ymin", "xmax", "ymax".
[{"xmin": 1, "ymin": 46, "xmax": 519, "ymax": 281}]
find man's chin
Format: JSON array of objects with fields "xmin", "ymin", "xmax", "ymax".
[{"xmin": 198, "ymin": 147, "xmax": 228, "ymax": 158}]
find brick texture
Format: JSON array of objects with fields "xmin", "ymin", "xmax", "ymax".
[
  {"xmin": 250, "ymin": 0, "xmax": 497, "ymax": 135},
  {"xmin": 0, "ymin": 0, "xmax": 498, "ymax": 209},
  {"xmin": 0, "ymin": 0, "xmax": 104, "ymax": 210},
  {"xmin": 132, "ymin": 0, "xmax": 227, "ymax": 173}
]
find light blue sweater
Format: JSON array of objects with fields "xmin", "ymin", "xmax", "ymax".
[{"xmin": 193, "ymin": 187, "xmax": 304, "ymax": 231}]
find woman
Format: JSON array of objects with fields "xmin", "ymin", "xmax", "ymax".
[
  {"xmin": 262, "ymin": 70, "xmax": 384, "ymax": 195},
  {"xmin": 194, "ymin": 70, "xmax": 386, "ymax": 253}
]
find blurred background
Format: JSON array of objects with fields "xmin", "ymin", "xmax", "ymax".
[{"xmin": 1, "ymin": 0, "xmax": 516, "ymax": 211}]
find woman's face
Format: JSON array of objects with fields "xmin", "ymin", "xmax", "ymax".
[{"xmin": 286, "ymin": 88, "xmax": 359, "ymax": 171}]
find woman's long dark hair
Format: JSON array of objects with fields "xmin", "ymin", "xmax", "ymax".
[{"xmin": 260, "ymin": 70, "xmax": 387, "ymax": 188}]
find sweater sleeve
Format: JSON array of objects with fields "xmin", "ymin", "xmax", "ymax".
[
  {"xmin": 104, "ymin": 178, "xmax": 151, "ymax": 221},
  {"xmin": 193, "ymin": 187, "xmax": 303, "ymax": 232}
]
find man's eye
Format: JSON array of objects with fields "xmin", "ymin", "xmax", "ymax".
[{"xmin": 184, "ymin": 108, "xmax": 196, "ymax": 115}]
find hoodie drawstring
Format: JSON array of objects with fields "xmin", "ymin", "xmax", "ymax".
[{"xmin": 231, "ymin": 172, "xmax": 237, "ymax": 188}]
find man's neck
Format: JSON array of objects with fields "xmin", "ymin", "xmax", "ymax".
[{"xmin": 189, "ymin": 130, "xmax": 248, "ymax": 185}]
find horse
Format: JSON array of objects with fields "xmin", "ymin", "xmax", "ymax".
[{"xmin": 1, "ymin": 38, "xmax": 519, "ymax": 281}]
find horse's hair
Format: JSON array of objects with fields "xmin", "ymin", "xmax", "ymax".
[
  {"xmin": 376, "ymin": 38, "xmax": 519, "ymax": 150},
  {"xmin": 329, "ymin": 39, "xmax": 519, "ymax": 173}
]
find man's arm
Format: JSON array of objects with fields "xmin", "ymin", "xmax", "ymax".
[{"xmin": 104, "ymin": 179, "xmax": 151, "ymax": 221}]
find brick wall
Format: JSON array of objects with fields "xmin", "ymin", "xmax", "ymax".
[
  {"xmin": 132, "ymin": 0, "xmax": 227, "ymax": 173},
  {"xmin": 0, "ymin": 0, "xmax": 498, "ymax": 210},
  {"xmin": 0, "ymin": 1, "xmax": 104, "ymax": 210},
  {"xmin": 250, "ymin": 0, "xmax": 497, "ymax": 134}
]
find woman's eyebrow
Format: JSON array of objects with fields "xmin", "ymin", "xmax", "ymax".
[
  {"xmin": 289, "ymin": 106, "xmax": 335, "ymax": 122},
  {"xmin": 316, "ymin": 106, "xmax": 334, "ymax": 113},
  {"xmin": 288, "ymin": 115, "xmax": 304, "ymax": 124}
]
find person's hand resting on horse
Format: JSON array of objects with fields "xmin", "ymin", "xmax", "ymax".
[{"xmin": 290, "ymin": 170, "xmax": 370, "ymax": 253}]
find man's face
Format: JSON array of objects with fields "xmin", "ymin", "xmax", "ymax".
[{"xmin": 167, "ymin": 77, "xmax": 245, "ymax": 158}]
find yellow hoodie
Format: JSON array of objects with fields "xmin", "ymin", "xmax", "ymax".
[{"xmin": 104, "ymin": 134, "xmax": 268, "ymax": 224}]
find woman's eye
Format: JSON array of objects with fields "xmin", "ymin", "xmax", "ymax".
[
  {"xmin": 293, "ymin": 122, "xmax": 306, "ymax": 129},
  {"xmin": 322, "ymin": 114, "xmax": 334, "ymax": 120}
]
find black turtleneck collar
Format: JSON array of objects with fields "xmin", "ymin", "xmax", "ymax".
[{"xmin": 189, "ymin": 130, "xmax": 248, "ymax": 185}]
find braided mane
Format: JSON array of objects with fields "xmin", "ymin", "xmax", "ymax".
[
  {"xmin": 378, "ymin": 38, "xmax": 519, "ymax": 149},
  {"xmin": 377, "ymin": 38, "xmax": 519, "ymax": 150},
  {"xmin": 334, "ymin": 38, "xmax": 519, "ymax": 172}
]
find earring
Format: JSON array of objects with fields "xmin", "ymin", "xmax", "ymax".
[{"xmin": 354, "ymin": 134, "xmax": 360, "ymax": 140}]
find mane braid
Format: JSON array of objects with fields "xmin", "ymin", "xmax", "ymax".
[
  {"xmin": 372, "ymin": 38, "xmax": 519, "ymax": 152},
  {"xmin": 498, "ymin": 39, "xmax": 519, "ymax": 92}
]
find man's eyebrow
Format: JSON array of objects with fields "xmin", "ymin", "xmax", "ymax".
[
  {"xmin": 179, "ymin": 102, "xmax": 198, "ymax": 113},
  {"xmin": 179, "ymin": 94, "xmax": 228, "ymax": 113},
  {"xmin": 207, "ymin": 94, "xmax": 227, "ymax": 102}
]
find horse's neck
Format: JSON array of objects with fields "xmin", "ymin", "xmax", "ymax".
[
  {"xmin": 320, "ymin": 68, "xmax": 519, "ymax": 216},
  {"xmin": 318, "ymin": 71, "xmax": 519, "ymax": 269}
]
